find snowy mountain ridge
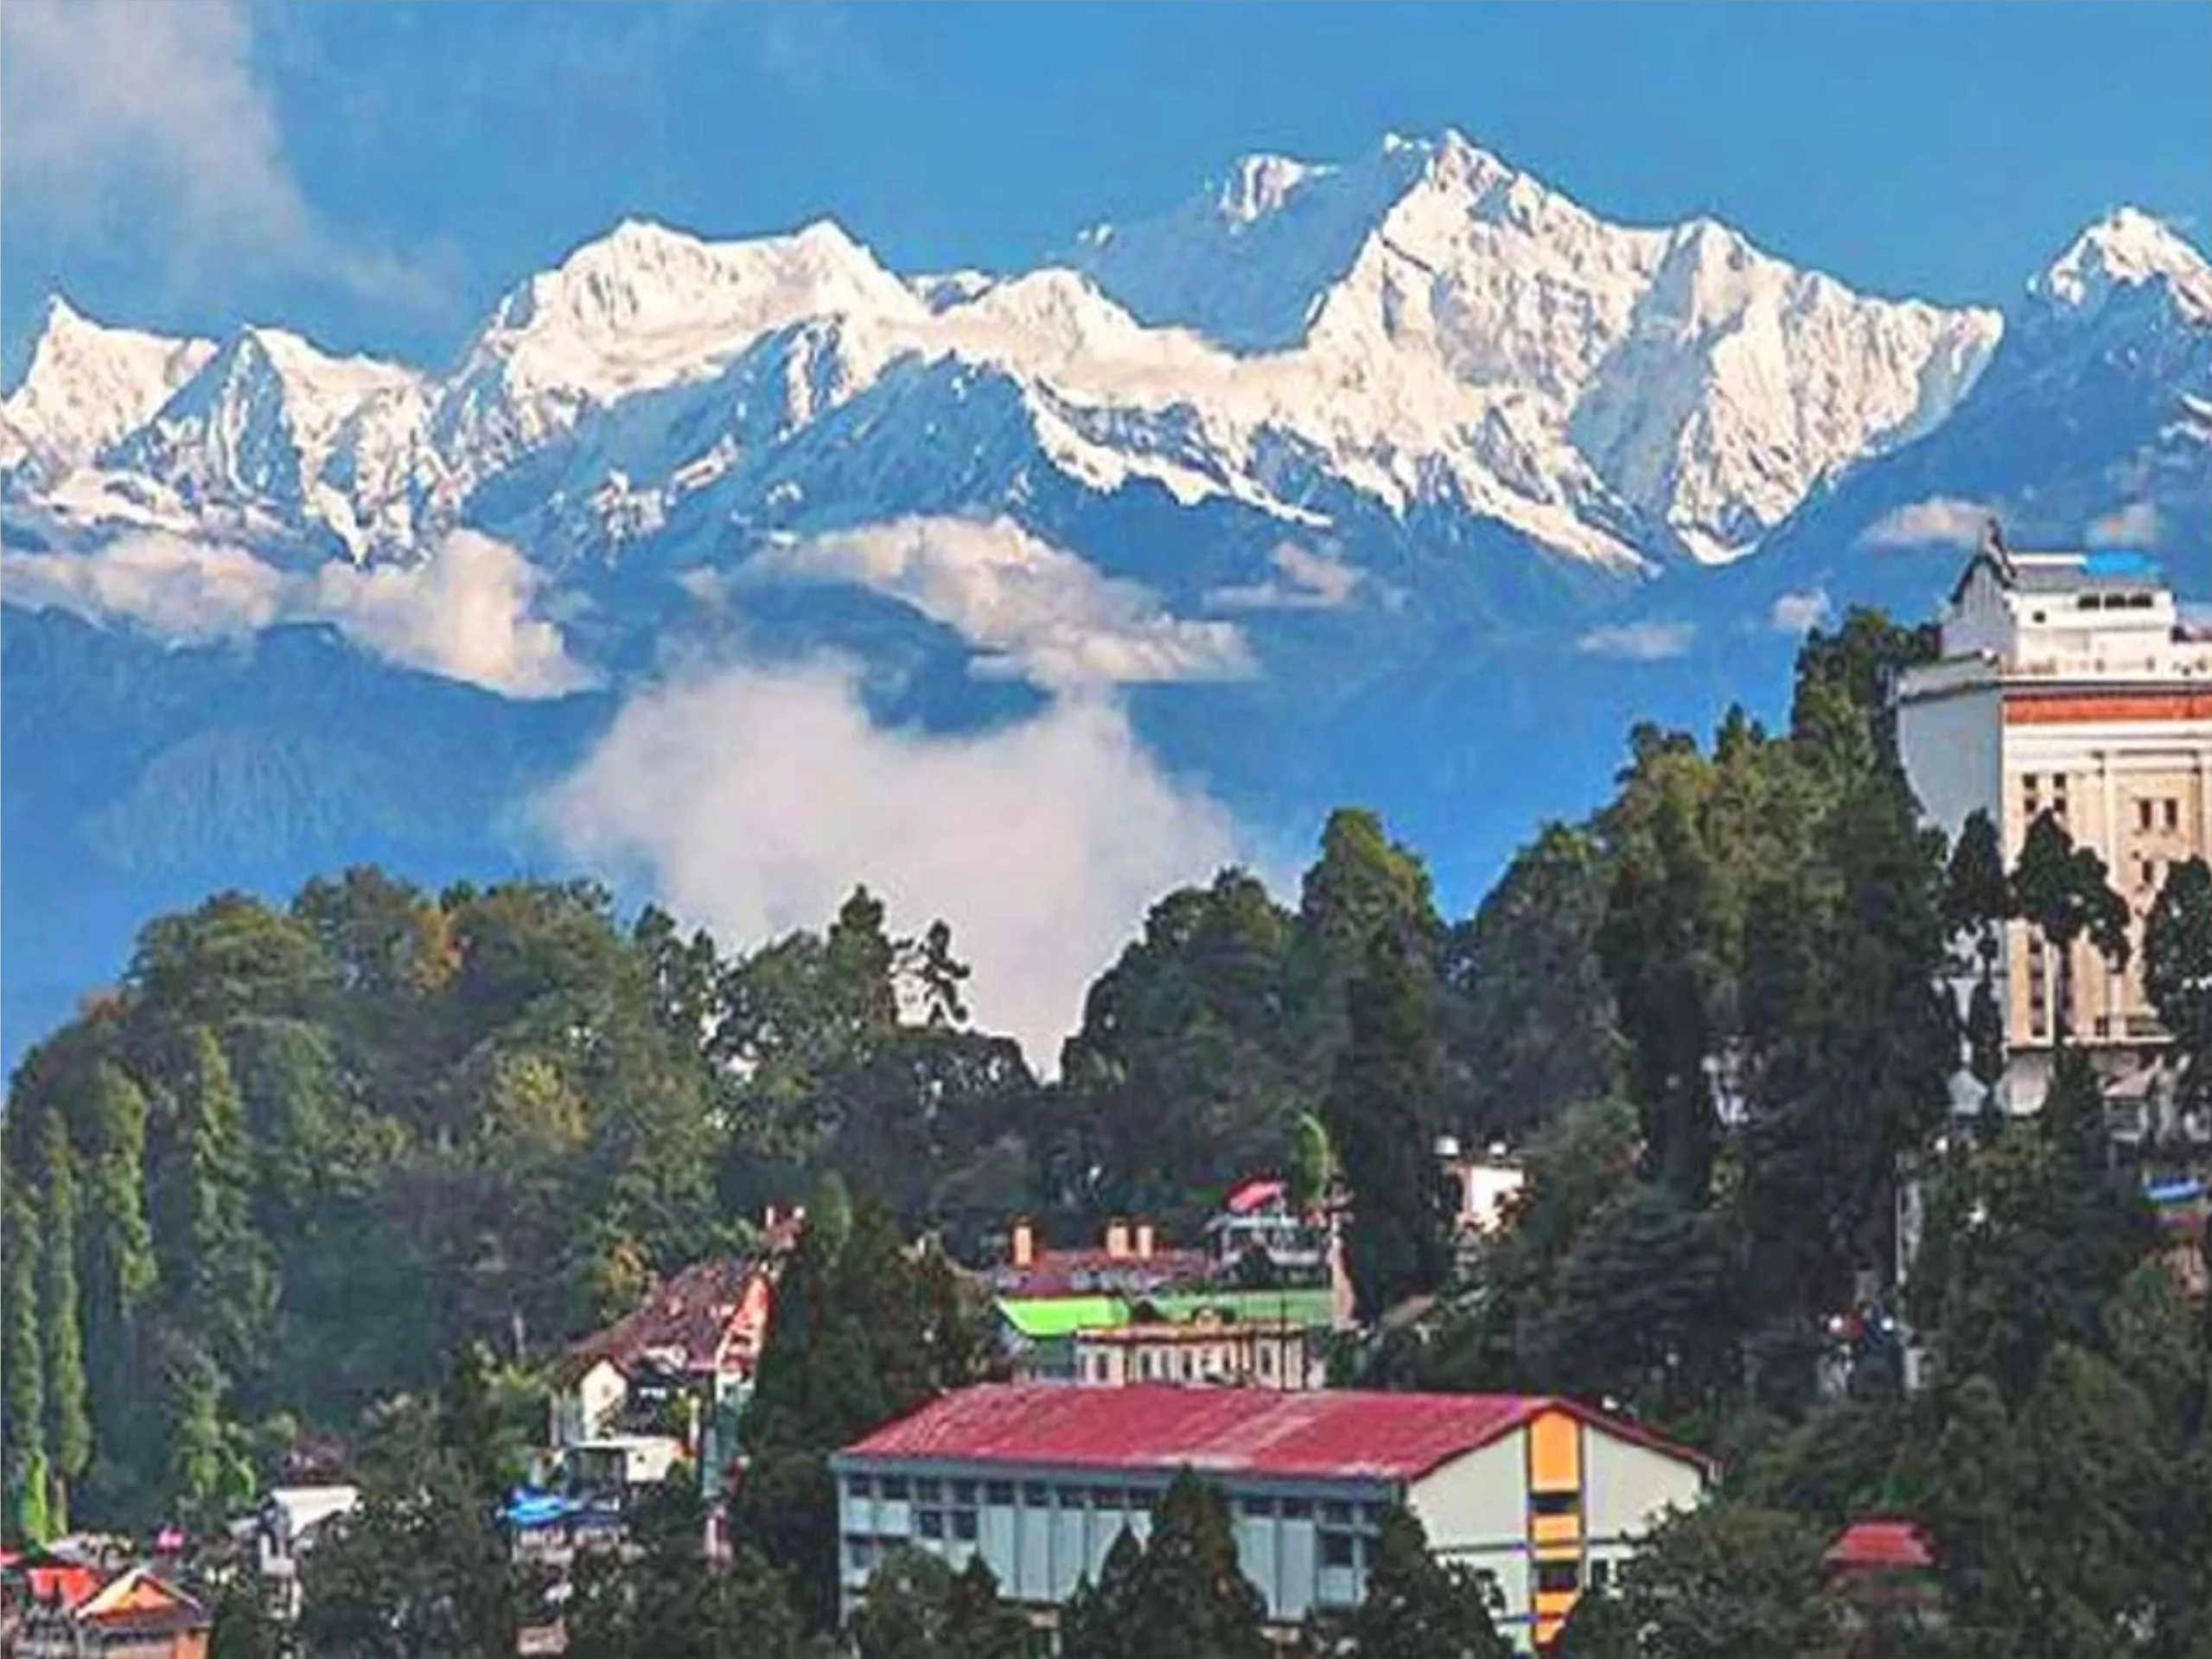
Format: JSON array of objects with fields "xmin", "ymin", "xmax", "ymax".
[{"xmin": 3, "ymin": 129, "xmax": 2067, "ymax": 580}]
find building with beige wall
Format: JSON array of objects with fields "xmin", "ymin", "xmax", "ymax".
[
  {"xmin": 831, "ymin": 1385, "xmax": 1709, "ymax": 1651},
  {"xmin": 1896, "ymin": 539, "xmax": 2212, "ymax": 1128}
]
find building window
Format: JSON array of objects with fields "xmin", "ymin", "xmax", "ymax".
[
  {"xmin": 1281, "ymin": 1498, "xmax": 1314, "ymax": 1520},
  {"xmin": 1259, "ymin": 1346, "xmax": 1276, "ymax": 1378},
  {"xmin": 1530, "ymin": 1490, "xmax": 1578, "ymax": 1516},
  {"xmin": 1093, "ymin": 1488, "xmax": 1125, "ymax": 1511},
  {"xmin": 1590, "ymin": 1559, "xmax": 1612, "ymax": 1592},
  {"xmin": 846, "ymin": 1536, "xmax": 876, "ymax": 1573},
  {"xmin": 882, "ymin": 1477, "xmax": 910, "ymax": 1501},
  {"xmin": 2051, "ymin": 775, "xmax": 2069, "ymax": 820},
  {"xmin": 952, "ymin": 1481, "xmax": 977, "ymax": 1505},
  {"xmin": 2139, "ymin": 799, "xmax": 2157, "ymax": 833},
  {"xmin": 1240, "ymin": 1496, "xmax": 1276, "ymax": 1519},
  {"xmin": 1536, "ymin": 1560, "xmax": 1582, "ymax": 1595},
  {"xmin": 1323, "ymin": 1500, "xmax": 1353, "ymax": 1524},
  {"xmin": 918, "ymin": 1510, "xmax": 945, "ymax": 1541},
  {"xmin": 1022, "ymin": 1483, "xmax": 1049, "ymax": 1506},
  {"xmin": 846, "ymin": 1475, "xmax": 875, "ymax": 1501},
  {"xmin": 1320, "ymin": 1530, "xmax": 1356, "ymax": 1568},
  {"xmin": 915, "ymin": 1479, "xmax": 943, "ymax": 1503},
  {"xmin": 2164, "ymin": 799, "xmax": 2182, "ymax": 832},
  {"xmin": 953, "ymin": 1510, "xmax": 979, "ymax": 1543},
  {"xmin": 985, "ymin": 1482, "xmax": 1016, "ymax": 1507},
  {"xmin": 1055, "ymin": 1486, "xmax": 1086, "ymax": 1508}
]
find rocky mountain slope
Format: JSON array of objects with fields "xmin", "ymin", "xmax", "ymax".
[{"xmin": 2, "ymin": 130, "xmax": 2204, "ymax": 1068}]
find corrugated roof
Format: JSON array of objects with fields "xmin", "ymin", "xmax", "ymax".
[
  {"xmin": 1826, "ymin": 1520, "xmax": 1935, "ymax": 1571},
  {"xmin": 838, "ymin": 1384, "xmax": 1709, "ymax": 1484}
]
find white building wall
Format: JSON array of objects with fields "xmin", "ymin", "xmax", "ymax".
[
  {"xmin": 1408, "ymin": 1435, "xmax": 1531, "ymax": 1624},
  {"xmin": 1581, "ymin": 1431, "xmax": 1704, "ymax": 1549}
]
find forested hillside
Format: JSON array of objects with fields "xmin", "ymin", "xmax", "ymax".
[{"xmin": 4, "ymin": 607, "xmax": 2211, "ymax": 1658}]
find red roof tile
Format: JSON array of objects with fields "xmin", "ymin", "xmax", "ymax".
[
  {"xmin": 1826, "ymin": 1520, "xmax": 1935, "ymax": 1571},
  {"xmin": 838, "ymin": 1384, "xmax": 1710, "ymax": 1484}
]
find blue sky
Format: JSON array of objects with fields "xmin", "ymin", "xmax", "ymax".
[{"xmin": 4, "ymin": 1, "xmax": 2208, "ymax": 380}]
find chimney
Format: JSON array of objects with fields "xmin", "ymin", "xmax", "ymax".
[
  {"xmin": 1105, "ymin": 1220, "xmax": 1131, "ymax": 1261},
  {"xmin": 1134, "ymin": 1222, "xmax": 1156, "ymax": 1260},
  {"xmin": 1011, "ymin": 1217, "xmax": 1036, "ymax": 1269}
]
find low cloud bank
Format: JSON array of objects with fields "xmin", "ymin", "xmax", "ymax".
[
  {"xmin": 3, "ymin": 529, "xmax": 595, "ymax": 697},
  {"xmin": 540, "ymin": 658, "xmax": 1246, "ymax": 1067}
]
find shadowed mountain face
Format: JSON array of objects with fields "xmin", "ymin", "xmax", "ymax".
[{"xmin": 3, "ymin": 133, "xmax": 2205, "ymax": 1069}]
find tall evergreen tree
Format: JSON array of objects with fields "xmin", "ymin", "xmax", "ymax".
[
  {"xmin": 1325, "ymin": 925, "xmax": 1451, "ymax": 1324},
  {"xmin": 1062, "ymin": 1528, "xmax": 1148, "ymax": 1659},
  {"xmin": 2144, "ymin": 855, "xmax": 2212, "ymax": 1117},
  {"xmin": 1322, "ymin": 1505, "xmax": 1512, "ymax": 1659},
  {"xmin": 38, "ymin": 1110, "xmax": 92, "ymax": 1524},
  {"xmin": 1125, "ymin": 1471, "xmax": 1270, "ymax": 1659},
  {"xmin": 2010, "ymin": 812, "xmax": 2130, "ymax": 1043},
  {"xmin": 3, "ymin": 1181, "xmax": 49, "ymax": 1544}
]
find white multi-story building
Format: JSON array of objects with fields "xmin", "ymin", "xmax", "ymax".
[{"xmin": 1896, "ymin": 537, "xmax": 2212, "ymax": 1127}]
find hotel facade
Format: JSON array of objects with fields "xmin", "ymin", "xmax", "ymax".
[{"xmin": 1896, "ymin": 539, "xmax": 2212, "ymax": 1128}]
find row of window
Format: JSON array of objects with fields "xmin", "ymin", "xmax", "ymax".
[
  {"xmin": 1535, "ymin": 1557, "xmax": 1614, "ymax": 1595},
  {"xmin": 2135, "ymin": 797, "xmax": 2185, "ymax": 834},
  {"xmin": 844, "ymin": 1473, "xmax": 1386, "ymax": 1526},
  {"xmin": 2075, "ymin": 592, "xmax": 2158, "ymax": 611}
]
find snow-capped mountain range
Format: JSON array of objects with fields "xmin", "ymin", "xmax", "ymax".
[
  {"xmin": 9, "ymin": 128, "xmax": 2079, "ymax": 587},
  {"xmin": 3, "ymin": 128, "xmax": 2207, "ymax": 1070}
]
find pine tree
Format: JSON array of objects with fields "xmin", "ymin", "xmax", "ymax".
[
  {"xmin": 2010, "ymin": 813, "xmax": 2130, "ymax": 1043},
  {"xmin": 2144, "ymin": 855, "xmax": 2212, "ymax": 1116},
  {"xmin": 1325, "ymin": 925, "xmax": 1451, "ymax": 1324},
  {"xmin": 1122, "ymin": 1471, "xmax": 1270, "ymax": 1659},
  {"xmin": 1332, "ymin": 1505, "xmax": 1512, "ymax": 1659},
  {"xmin": 38, "ymin": 1110, "xmax": 92, "ymax": 1527},
  {"xmin": 3, "ymin": 1181, "xmax": 49, "ymax": 1544},
  {"xmin": 1062, "ymin": 1528, "xmax": 1147, "ymax": 1659}
]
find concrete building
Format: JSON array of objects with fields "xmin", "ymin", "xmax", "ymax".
[
  {"xmin": 830, "ymin": 1385, "xmax": 1709, "ymax": 1650},
  {"xmin": 1896, "ymin": 537, "xmax": 2212, "ymax": 1126},
  {"xmin": 1070, "ymin": 1310, "xmax": 1323, "ymax": 1391},
  {"xmin": 998, "ymin": 1288, "xmax": 1339, "ymax": 1385}
]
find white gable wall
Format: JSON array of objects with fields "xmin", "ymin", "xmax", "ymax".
[{"xmin": 1407, "ymin": 1433, "xmax": 1530, "ymax": 1624}]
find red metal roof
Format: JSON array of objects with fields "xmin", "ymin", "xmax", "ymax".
[
  {"xmin": 1826, "ymin": 1520, "xmax": 1935, "ymax": 1571},
  {"xmin": 839, "ymin": 1384, "xmax": 1710, "ymax": 1484},
  {"xmin": 1223, "ymin": 1179, "xmax": 1288, "ymax": 1216}
]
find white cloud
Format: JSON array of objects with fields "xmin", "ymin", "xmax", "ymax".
[
  {"xmin": 1858, "ymin": 497, "xmax": 1994, "ymax": 551},
  {"xmin": 752, "ymin": 515, "xmax": 1253, "ymax": 690},
  {"xmin": 0, "ymin": 0, "xmax": 441, "ymax": 310},
  {"xmin": 2, "ymin": 530, "xmax": 594, "ymax": 698},
  {"xmin": 1576, "ymin": 620, "xmax": 1697, "ymax": 661},
  {"xmin": 539, "ymin": 659, "xmax": 1245, "ymax": 1067},
  {"xmin": 0, "ymin": 533, "xmax": 290, "ymax": 641},
  {"xmin": 1769, "ymin": 589, "xmax": 1833, "ymax": 635},
  {"xmin": 1208, "ymin": 542, "xmax": 1366, "ymax": 611},
  {"xmin": 2086, "ymin": 501, "xmax": 2161, "ymax": 548}
]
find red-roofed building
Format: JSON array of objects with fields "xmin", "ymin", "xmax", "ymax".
[
  {"xmin": 990, "ymin": 1218, "xmax": 1210, "ymax": 1299},
  {"xmin": 830, "ymin": 1385, "xmax": 1711, "ymax": 1649},
  {"xmin": 1826, "ymin": 1518, "xmax": 1943, "ymax": 1649},
  {"xmin": 5, "ymin": 1562, "xmax": 210, "ymax": 1659},
  {"xmin": 551, "ymin": 1251, "xmax": 779, "ymax": 1452}
]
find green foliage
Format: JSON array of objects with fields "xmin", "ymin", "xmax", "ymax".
[
  {"xmin": 2145, "ymin": 856, "xmax": 2212, "ymax": 1113},
  {"xmin": 1314, "ymin": 1505, "xmax": 1512, "ymax": 1659},
  {"xmin": 3, "ymin": 1178, "xmax": 48, "ymax": 1544},
  {"xmin": 571, "ymin": 1476, "xmax": 820, "ymax": 1659},
  {"xmin": 1064, "ymin": 1471, "xmax": 1267, "ymax": 1659},
  {"xmin": 1446, "ymin": 823, "xmax": 1623, "ymax": 1141},
  {"xmin": 1288, "ymin": 1112, "xmax": 1335, "ymax": 1216},
  {"xmin": 1614, "ymin": 1503, "xmax": 1839, "ymax": 1659},
  {"xmin": 1327, "ymin": 925, "xmax": 1451, "ymax": 1323},
  {"xmin": 849, "ymin": 1547, "xmax": 1030, "ymax": 1659},
  {"xmin": 297, "ymin": 1356, "xmax": 536, "ymax": 1659},
  {"xmin": 2011, "ymin": 811, "xmax": 2131, "ymax": 1043},
  {"xmin": 38, "ymin": 1112, "xmax": 92, "ymax": 1496}
]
